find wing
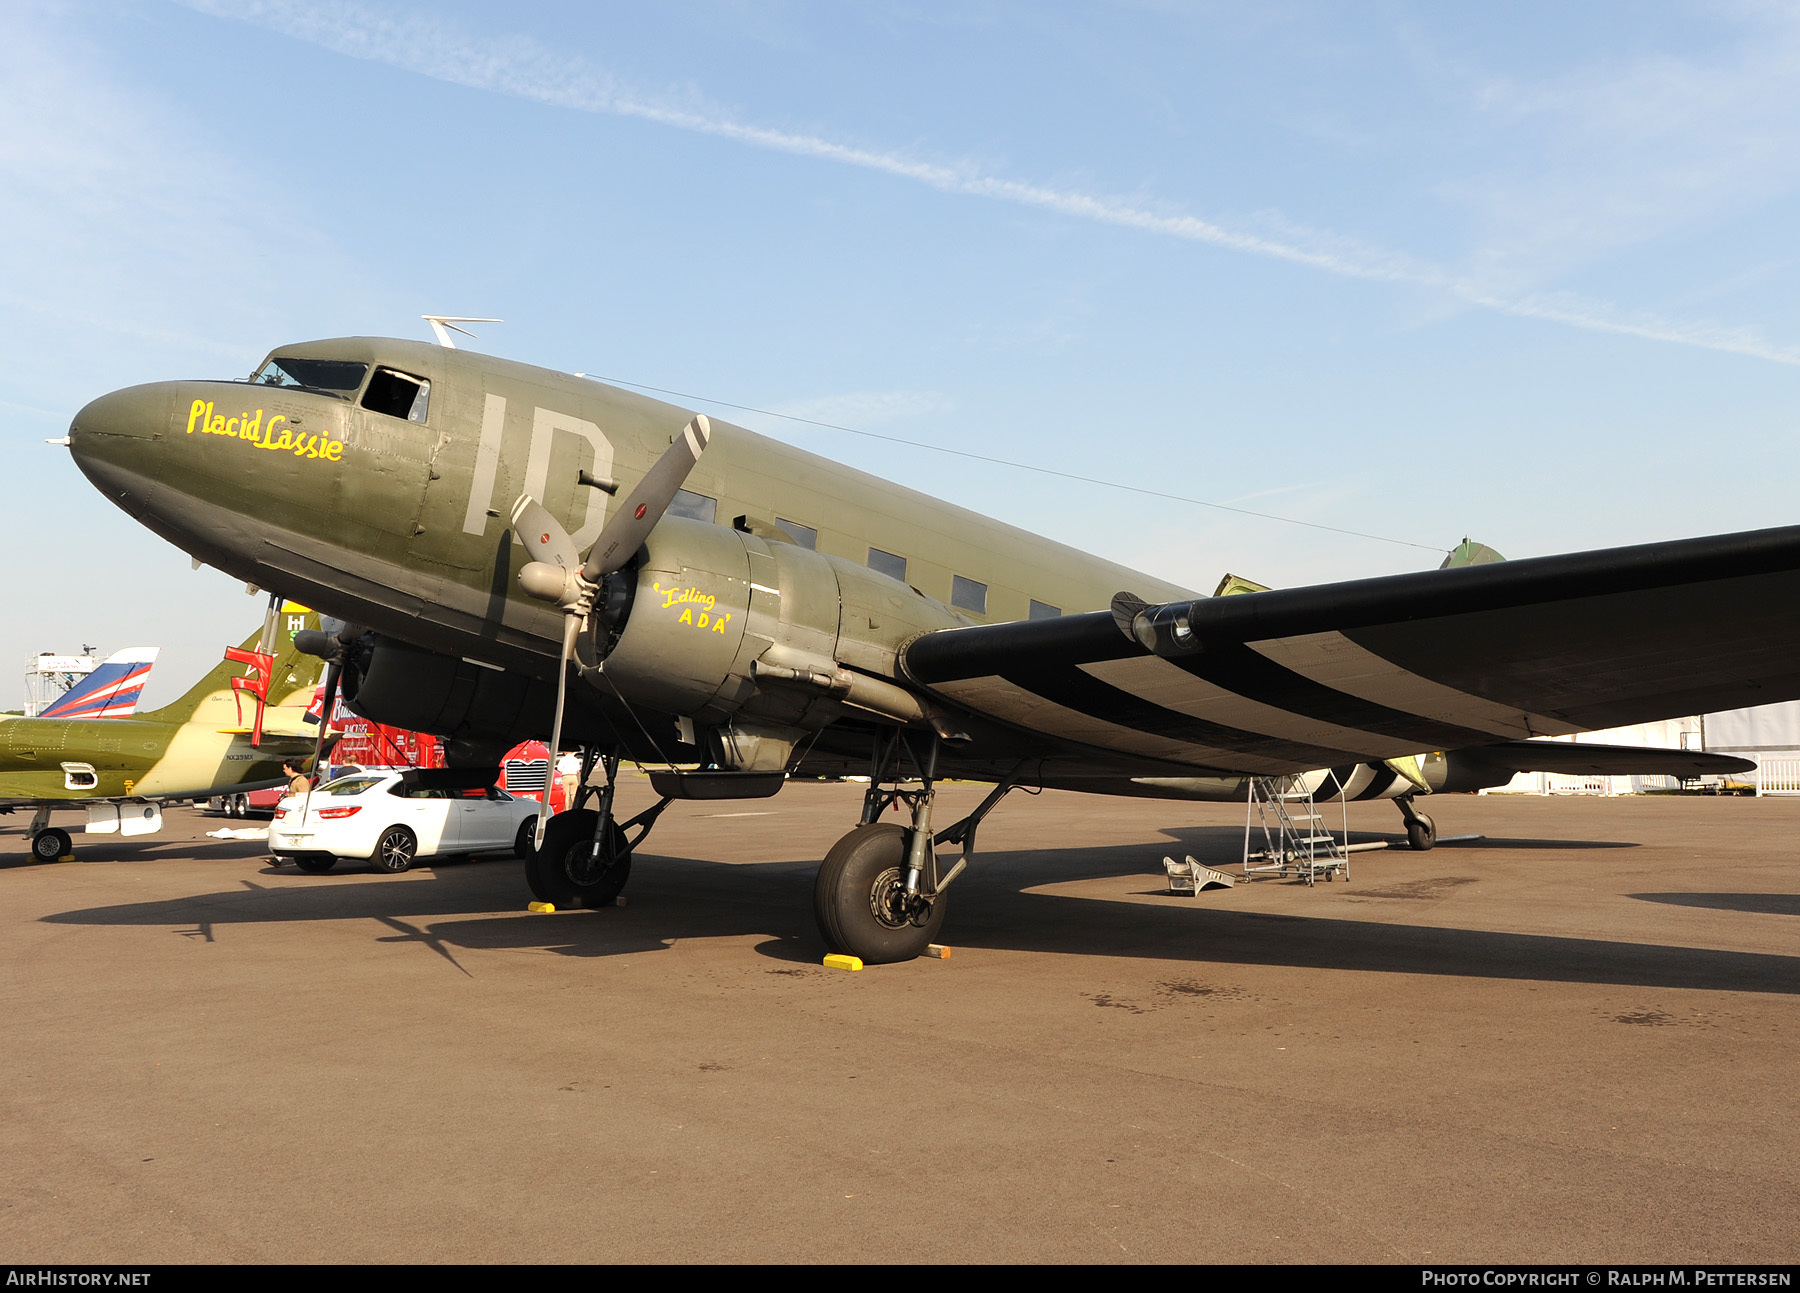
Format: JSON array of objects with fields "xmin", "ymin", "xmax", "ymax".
[{"xmin": 902, "ymin": 524, "xmax": 1800, "ymax": 777}]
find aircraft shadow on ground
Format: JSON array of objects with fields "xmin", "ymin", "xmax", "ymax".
[
  {"xmin": 1631, "ymin": 892, "xmax": 1800, "ymax": 917},
  {"xmin": 0, "ymin": 826, "xmax": 277, "ymax": 870},
  {"xmin": 1158, "ymin": 825, "xmax": 1636, "ymax": 853},
  {"xmin": 37, "ymin": 824, "xmax": 1796, "ymax": 994}
]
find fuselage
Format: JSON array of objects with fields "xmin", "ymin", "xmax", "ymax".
[
  {"xmin": 0, "ymin": 710, "xmax": 316, "ymax": 804},
  {"xmin": 69, "ymin": 338, "xmax": 1191, "ymax": 684}
]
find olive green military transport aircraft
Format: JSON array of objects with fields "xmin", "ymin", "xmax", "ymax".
[
  {"xmin": 1, "ymin": 606, "xmax": 327, "ymax": 862},
  {"xmin": 63, "ymin": 338, "xmax": 1783, "ymax": 962}
]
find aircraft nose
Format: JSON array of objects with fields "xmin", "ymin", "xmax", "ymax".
[
  {"xmin": 69, "ymin": 382, "xmax": 176, "ymax": 442},
  {"xmin": 65, "ymin": 381, "xmax": 182, "ymax": 520}
]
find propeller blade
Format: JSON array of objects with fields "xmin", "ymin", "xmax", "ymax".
[
  {"xmin": 534, "ymin": 614, "xmax": 582, "ymax": 851},
  {"xmin": 581, "ymin": 415, "xmax": 711, "ymax": 580},
  {"xmin": 297, "ymin": 660, "xmax": 340, "ymax": 828},
  {"xmin": 510, "ymin": 494, "xmax": 581, "ymax": 570}
]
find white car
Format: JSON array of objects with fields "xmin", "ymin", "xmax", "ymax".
[{"xmin": 269, "ymin": 769, "xmax": 541, "ymax": 874}]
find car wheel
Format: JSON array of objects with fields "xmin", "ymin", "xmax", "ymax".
[
  {"xmin": 514, "ymin": 818, "xmax": 537, "ymax": 860},
  {"xmin": 370, "ymin": 826, "xmax": 417, "ymax": 874}
]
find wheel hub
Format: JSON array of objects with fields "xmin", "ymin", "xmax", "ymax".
[
  {"xmin": 868, "ymin": 866, "xmax": 933, "ymax": 930},
  {"xmin": 565, "ymin": 839, "xmax": 620, "ymax": 887}
]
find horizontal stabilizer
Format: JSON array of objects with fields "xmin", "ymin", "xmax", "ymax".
[{"xmin": 1455, "ymin": 741, "xmax": 1753, "ymax": 778}]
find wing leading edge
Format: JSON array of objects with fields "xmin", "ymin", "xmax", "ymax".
[{"xmin": 901, "ymin": 523, "xmax": 1800, "ymax": 777}]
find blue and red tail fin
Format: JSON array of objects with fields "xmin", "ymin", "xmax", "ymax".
[{"xmin": 38, "ymin": 648, "xmax": 159, "ymax": 719}]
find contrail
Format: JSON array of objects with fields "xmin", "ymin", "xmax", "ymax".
[{"xmin": 187, "ymin": 0, "xmax": 1800, "ymax": 367}]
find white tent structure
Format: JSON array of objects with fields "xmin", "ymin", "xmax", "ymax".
[{"xmin": 1702, "ymin": 701, "xmax": 1800, "ymax": 794}]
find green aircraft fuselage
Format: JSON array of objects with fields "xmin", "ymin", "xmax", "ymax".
[
  {"xmin": 0, "ymin": 610, "xmax": 325, "ymax": 810},
  {"xmin": 69, "ymin": 337, "xmax": 1193, "ymax": 776},
  {"xmin": 73, "ymin": 338, "xmax": 1188, "ymax": 650}
]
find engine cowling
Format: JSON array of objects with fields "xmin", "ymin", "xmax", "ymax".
[
  {"xmin": 335, "ymin": 517, "xmax": 961, "ymax": 768},
  {"xmin": 585, "ymin": 517, "xmax": 961, "ymax": 769}
]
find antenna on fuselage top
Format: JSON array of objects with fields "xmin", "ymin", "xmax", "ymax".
[{"xmin": 422, "ymin": 315, "xmax": 502, "ymax": 349}]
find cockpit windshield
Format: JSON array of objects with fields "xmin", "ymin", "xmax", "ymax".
[{"xmin": 251, "ymin": 357, "xmax": 369, "ymax": 397}]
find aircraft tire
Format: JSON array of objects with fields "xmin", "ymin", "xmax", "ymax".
[
  {"xmin": 1406, "ymin": 813, "xmax": 1436, "ymax": 851},
  {"xmin": 370, "ymin": 826, "xmax": 417, "ymax": 874},
  {"xmin": 526, "ymin": 809, "xmax": 631, "ymax": 908},
  {"xmin": 813, "ymin": 824, "xmax": 945, "ymax": 965},
  {"xmin": 293, "ymin": 854, "xmax": 336, "ymax": 874},
  {"xmin": 31, "ymin": 828, "xmax": 72, "ymax": 862}
]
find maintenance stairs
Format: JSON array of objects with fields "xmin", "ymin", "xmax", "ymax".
[{"xmin": 1242, "ymin": 774, "xmax": 1349, "ymax": 885}]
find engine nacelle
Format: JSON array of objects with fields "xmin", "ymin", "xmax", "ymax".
[
  {"xmin": 334, "ymin": 518, "xmax": 962, "ymax": 770},
  {"xmin": 586, "ymin": 517, "xmax": 961, "ymax": 770},
  {"xmin": 342, "ymin": 633, "xmax": 566, "ymax": 766}
]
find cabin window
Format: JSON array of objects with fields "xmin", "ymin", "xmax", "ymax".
[
  {"xmin": 776, "ymin": 519, "xmax": 818, "ymax": 550},
  {"xmin": 868, "ymin": 547, "xmax": 907, "ymax": 582},
  {"xmin": 251, "ymin": 357, "xmax": 368, "ymax": 397},
  {"xmin": 361, "ymin": 367, "xmax": 430, "ymax": 423},
  {"xmin": 1029, "ymin": 599, "xmax": 1061, "ymax": 619},
  {"xmin": 669, "ymin": 489, "xmax": 717, "ymax": 524},
  {"xmin": 61, "ymin": 762, "xmax": 98, "ymax": 791},
  {"xmin": 951, "ymin": 575, "xmax": 988, "ymax": 615}
]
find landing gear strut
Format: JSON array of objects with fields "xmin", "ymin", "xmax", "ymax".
[
  {"xmin": 1396, "ymin": 793, "xmax": 1436, "ymax": 851},
  {"xmin": 813, "ymin": 733, "xmax": 1019, "ymax": 964},
  {"xmin": 524, "ymin": 751, "xmax": 671, "ymax": 908}
]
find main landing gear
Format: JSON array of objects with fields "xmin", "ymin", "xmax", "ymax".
[
  {"xmin": 814, "ymin": 733, "xmax": 1020, "ymax": 965},
  {"xmin": 1396, "ymin": 793, "xmax": 1436, "ymax": 851},
  {"xmin": 27, "ymin": 808, "xmax": 71, "ymax": 862},
  {"xmin": 524, "ymin": 751, "xmax": 672, "ymax": 908}
]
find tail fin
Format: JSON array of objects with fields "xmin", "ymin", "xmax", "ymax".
[
  {"xmin": 138, "ymin": 603, "xmax": 325, "ymax": 726},
  {"xmin": 38, "ymin": 647, "xmax": 160, "ymax": 718},
  {"xmin": 1440, "ymin": 537, "xmax": 1506, "ymax": 570}
]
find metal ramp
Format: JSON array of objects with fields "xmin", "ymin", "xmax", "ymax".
[{"xmin": 1242, "ymin": 774, "xmax": 1349, "ymax": 885}]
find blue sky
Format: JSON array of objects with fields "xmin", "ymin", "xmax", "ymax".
[{"xmin": 4, "ymin": 0, "xmax": 1799, "ymax": 703}]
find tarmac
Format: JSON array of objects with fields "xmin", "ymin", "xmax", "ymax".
[{"xmin": 1, "ymin": 780, "xmax": 1796, "ymax": 1264}]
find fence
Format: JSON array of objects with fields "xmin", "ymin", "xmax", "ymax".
[{"xmin": 1754, "ymin": 755, "xmax": 1800, "ymax": 795}]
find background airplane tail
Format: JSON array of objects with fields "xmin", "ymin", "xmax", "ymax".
[
  {"xmin": 37, "ymin": 647, "xmax": 160, "ymax": 718},
  {"xmin": 137, "ymin": 603, "xmax": 325, "ymax": 724}
]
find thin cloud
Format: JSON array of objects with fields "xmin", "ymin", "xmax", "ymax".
[{"xmin": 189, "ymin": 0, "xmax": 1800, "ymax": 366}]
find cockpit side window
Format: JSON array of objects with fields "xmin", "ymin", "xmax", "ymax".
[
  {"xmin": 252, "ymin": 357, "xmax": 368, "ymax": 397},
  {"xmin": 361, "ymin": 367, "xmax": 431, "ymax": 423}
]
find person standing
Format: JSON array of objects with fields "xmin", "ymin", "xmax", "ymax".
[
  {"xmin": 284, "ymin": 761, "xmax": 311, "ymax": 796},
  {"xmin": 556, "ymin": 750, "xmax": 581, "ymax": 812}
]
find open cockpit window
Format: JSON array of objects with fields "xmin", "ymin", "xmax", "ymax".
[
  {"xmin": 251, "ymin": 357, "xmax": 368, "ymax": 397},
  {"xmin": 361, "ymin": 367, "xmax": 431, "ymax": 423}
]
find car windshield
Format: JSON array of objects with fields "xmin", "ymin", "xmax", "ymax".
[{"xmin": 250, "ymin": 357, "xmax": 368, "ymax": 397}]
